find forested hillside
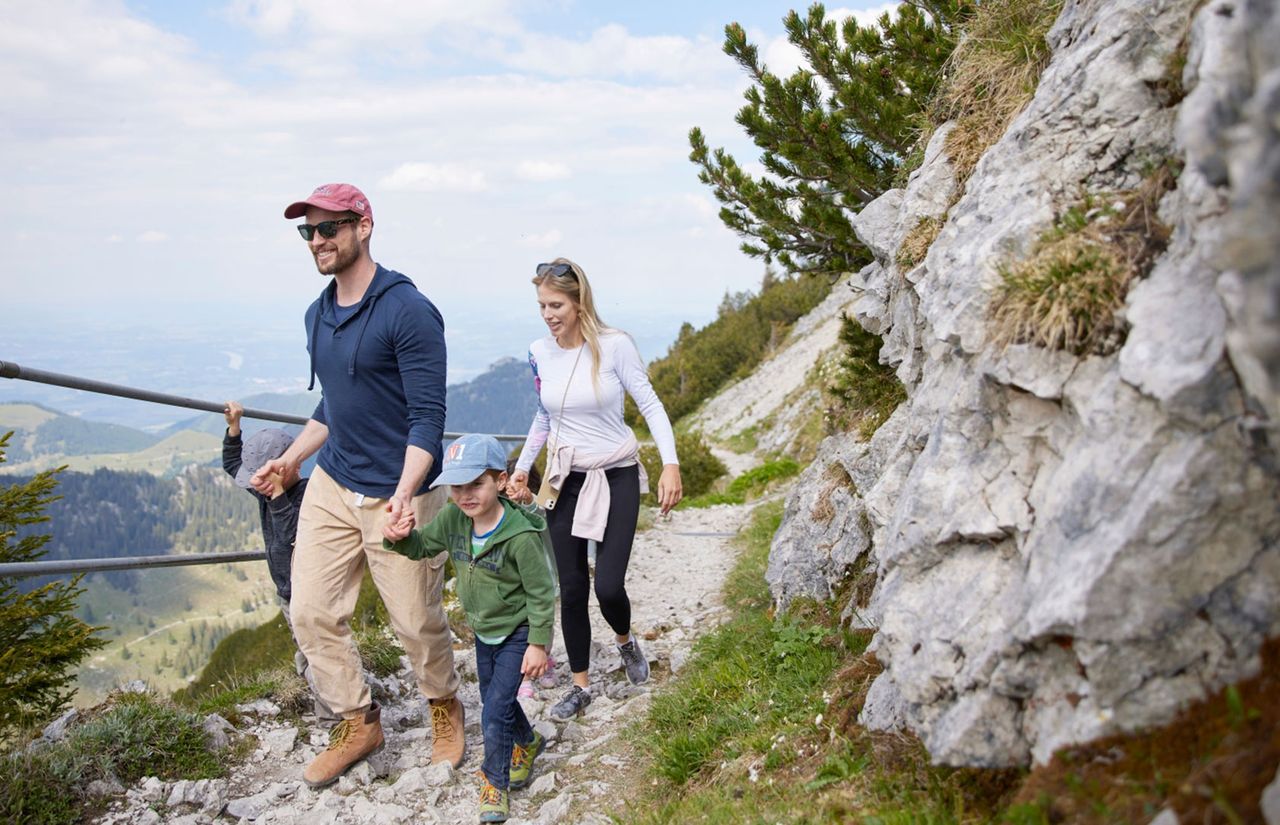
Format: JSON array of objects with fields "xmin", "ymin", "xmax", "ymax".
[
  {"xmin": 0, "ymin": 403, "xmax": 158, "ymax": 463},
  {"xmin": 445, "ymin": 357, "xmax": 540, "ymax": 436},
  {"xmin": 5, "ymin": 467, "xmax": 258, "ymax": 594}
]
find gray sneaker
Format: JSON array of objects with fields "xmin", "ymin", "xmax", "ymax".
[
  {"xmin": 549, "ymin": 686, "xmax": 592, "ymax": 721},
  {"xmin": 618, "ymin": 638, "xmax": 650, "ymax": 685}
]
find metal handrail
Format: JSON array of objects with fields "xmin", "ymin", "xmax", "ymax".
[
  {"xmin": 0, "ymin": 359, "xmax": 527, "ymax": 442},
  {"xmin": 1, "ymin": 357, "xmax": 530, "ymax": 579},
  {"xmin": 0, "ymin": 551, "xmax": 267, "ymax": 578}
]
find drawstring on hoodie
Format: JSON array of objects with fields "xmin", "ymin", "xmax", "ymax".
[{"xmin": 307, "ymin": 275, "xmax": 403, "ymax": 390}]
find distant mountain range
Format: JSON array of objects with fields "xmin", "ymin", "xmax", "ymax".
[{"xmin": 0, "ymin": 356, "xmax": 537, "ymax": 475}]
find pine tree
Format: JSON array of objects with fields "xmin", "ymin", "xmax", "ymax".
[
  {"xmin": 689, "ymin": 1, "xmax": 975, "ymax": 277},
  {"xmin": 0, "ymin": 432, "xmax": 107, "ymax": 742}
]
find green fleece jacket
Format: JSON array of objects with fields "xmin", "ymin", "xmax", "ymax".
[{"xmin": 383, "ymin": 498, "xmax": 556, "ymax": 647}]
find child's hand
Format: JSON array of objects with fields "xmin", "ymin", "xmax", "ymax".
[
  {"xmin": 265, "ymin": 471, "xmax": 285, "ymax": 499},
  {"xmin": 223, "ymin": 401, "xmax": 244, "ymax": 436},
  {"xmin": 506, "ymin": 470, "xmax": 533, "ymax": 504},
  {"xmin": 521, "ymin": 644, "xmax": 548, "ymax": 679},
  {"xmin": 381, "ymin": 512, "xmax": 416, "ymax": 542}
]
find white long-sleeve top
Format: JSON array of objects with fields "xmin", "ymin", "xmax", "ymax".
[{"xmin": 515, "ymin": 330, "xmax": 679, "ymax": 474}]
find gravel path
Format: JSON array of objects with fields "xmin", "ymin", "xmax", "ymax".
[{"xmin": 94, "ymin": 501, "xmax": 753, "ymax": 825}]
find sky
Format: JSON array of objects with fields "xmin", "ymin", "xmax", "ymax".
[{"xmin": 1, "ymin": 0, "xmax": 896, "ymax": 387}]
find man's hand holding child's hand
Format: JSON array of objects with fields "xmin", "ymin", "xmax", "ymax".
[
  {"xmin": 521, "ymin": 644, "xmax": 548, "ymax": 679},
  {"xmin": 382, "ymin": 512, "xmax": 416, "ymax": 542}
]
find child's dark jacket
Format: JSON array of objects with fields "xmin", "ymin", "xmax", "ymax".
[
  {"xmin": 222, "ymin": 431, "xmax": 307, "ymax": 601},
  {"xmin": 384, "ymin": 499, "xmax": 555, "ymax": 647}
]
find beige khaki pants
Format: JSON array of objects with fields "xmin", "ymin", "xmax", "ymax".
[{"xmin": 291, "ymin": 465, "xmax": 459, "ymax": 718}]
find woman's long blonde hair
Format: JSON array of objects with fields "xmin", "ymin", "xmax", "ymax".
[{"xmin": 533, "ymin": 257, "xmax": 608, "ymax": 393}]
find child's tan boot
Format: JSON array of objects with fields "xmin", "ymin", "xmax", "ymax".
[
  {"xmin": 302, "ymin": 702, "xmax": 384, "ymax": 788},
  {"xmin": 428, "ymin": 694, "xmax": 466, "ymax": 767}
]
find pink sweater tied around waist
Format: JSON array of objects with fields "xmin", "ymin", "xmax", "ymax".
[{"xmin": 544, "ymin": 433, "xmax": 649, "ymax": 542}]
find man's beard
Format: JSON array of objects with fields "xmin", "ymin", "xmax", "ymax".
[{"xmin": 315, "ymin": 242, "xmax": 359, "ymax": 275}]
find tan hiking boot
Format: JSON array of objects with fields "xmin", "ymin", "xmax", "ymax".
[
  {"xmin": 429, "ymin": 694, "xmax": 466, "ymax": 767},
  {"xmin": 302, "ymin": 702, "xmax": 384, "ymax": 788}
]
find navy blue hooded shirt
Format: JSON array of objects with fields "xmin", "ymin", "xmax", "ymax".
[{"xmin": 305, "ymin": 264, "xmax": 446, "ymax": 497}]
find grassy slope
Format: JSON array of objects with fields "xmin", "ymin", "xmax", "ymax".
[
  {"xmin": 74, "ymin": 560, "xmax": 278, "ymax": 705},
  {"xmin": 0, "ymin": 403, "xmax": 59, "ymax": 430},
  {"xmin": 3, "ymin": 430, "xmax": 221, "ymax": 475}
]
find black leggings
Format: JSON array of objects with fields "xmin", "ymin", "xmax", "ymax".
[{"xmin": 546, "ymin": 464, "xmax": 641, "ymax": 674}]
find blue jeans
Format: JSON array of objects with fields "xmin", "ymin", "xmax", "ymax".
[{"xmin": 475, "ymin": 624, "xmax": 536, "ymax": 789}]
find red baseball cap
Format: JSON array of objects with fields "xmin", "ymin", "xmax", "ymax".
[{"xmin": 283, "ymin": 183, "xmax": 373, "ymax": 222}]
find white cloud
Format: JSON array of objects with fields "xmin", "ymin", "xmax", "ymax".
[
  {"xmin": 227, "ymin": 0, "xmax": 514, "ymax": 40},
  {"xmin": 379, "ymin": 162, "xmax": 489, "ymax": 193},
  {"xmin": 505, "ymin": 25, "xmax": 729, "ymax": 82},
  {"xmin": 519, "ymin": 229, "xmax": 563, "ymax": 248},
  {"xmin": 516, "ymin": 161, "xmax": 570, "ymax": 182},
  {"xmin": 3, "ymin": 1, "xmax": 770, "ymax": 370},
  {"xmin": 680, "ymin": 193, "xmax": 718, "ymax": 220}
]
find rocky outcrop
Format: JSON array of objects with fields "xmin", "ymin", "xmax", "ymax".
[{"xmin": 769, "ymin": 0, "xmax": 1280, "ymax": 767}]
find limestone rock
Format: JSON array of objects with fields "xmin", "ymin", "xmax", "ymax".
[
  {"xmin": 768, "ymin": 0, "xmax": 1280, "ymax": 768},
  {"xmin": 1264, "ymin": 763, "xmax": 1280, "ymax": 824},
  {"xmin": 203, "ymin": 713, "xmax": 236, "ymax": 752}
]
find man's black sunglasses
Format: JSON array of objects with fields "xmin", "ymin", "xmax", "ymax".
[
  {"xmin": 296, "ymin": 217, "xmax": 359, "ymax": 241},
  {"xmin": 536, "ymin": 262, "xmax": 577, "ymax": 280}
]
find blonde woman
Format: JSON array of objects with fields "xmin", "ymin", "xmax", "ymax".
[{"xmin": 506, "ymin": 258, "xmax": 682, "ymax": 721}]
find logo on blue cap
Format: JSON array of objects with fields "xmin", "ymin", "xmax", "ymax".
[{"xmin": 430, "ymin": 433, "xmax": 509, "ymax": 488}]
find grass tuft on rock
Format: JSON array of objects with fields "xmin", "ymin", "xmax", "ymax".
[
  {"xmin": 990, "ymin": 164, "xmax": 1175, "ymax": 354},
  {"xmin": 0, "ymin": 689, "xmax": 225, "ymax": 825},
  {"xmin": 933, "ymin": 0, "xmax": 1063, "ymax": 187},
  {"xmin": 897, "ymin": 215, "xmax": 944, "ymax": 270}
]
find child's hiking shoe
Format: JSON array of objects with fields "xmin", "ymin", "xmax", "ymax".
[
  {"xmin": 478, "ymin": 776, "xmax": 509, "ymax": 823},
  {"xmin": 517, "ymin": 680, "xmax": 535, "ymax": 700},
  {"xmin": 509, "ymin": 730, "xmax": 545, "ymax": 789},
  {"xmin": 549, "ymin": 685, "xmax": 592, "ymax": 721},
  {"xmin": 618, "ymin": 637, "xmax": 650, "ymax": 685},
  {"xmin": 536, "ymin": 655, "xmax": 559, "ymax": 689},
  {"xmin": 302, "ymin": 702, "xmax": 384, "ymax": 788}
]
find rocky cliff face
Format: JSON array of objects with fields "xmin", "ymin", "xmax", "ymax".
[{"xmin": 767, "ymin": 0, "xmax": 1280, "ymax": 767}]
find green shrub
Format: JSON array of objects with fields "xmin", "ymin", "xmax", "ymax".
[
  {"xmin": 639, "ymin": 432, "xmax": 727, "ymax": 505},
  {"xmin": 690, "ymin": 2, "xmax": 977, "ymax": 277},
  {"xmin": 819, "ymin": 315, "xmax": 907, "ymax": 439},
  {"xmin": 682, "ymin": 459, "xmax": 802, "ymax": 509},
  {"xmin": 0, "ymin": 433, "xmax": 107, "ymax": 745}
]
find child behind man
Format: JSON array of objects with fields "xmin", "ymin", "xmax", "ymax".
[
  {"xmin": 383, "ymin": 434, "xmax": 556, "ymax": 824},
  {"xmin": 222, "ymin": 401, "xmax": 334, "ymax": 722}
]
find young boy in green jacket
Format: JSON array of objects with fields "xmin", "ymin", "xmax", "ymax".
[{"xmin": 382, "ymin": 433, "xmax": 555, "ymax": 824}]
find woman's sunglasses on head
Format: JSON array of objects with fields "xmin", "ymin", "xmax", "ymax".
[{"xmin": 536, "ymin": 262, "xmax": 578, "ymax": 280}]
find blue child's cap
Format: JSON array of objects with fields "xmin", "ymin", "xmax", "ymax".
[{"xmin": 431, "ymin": 434, "xmax": 508, "ymax": 488}]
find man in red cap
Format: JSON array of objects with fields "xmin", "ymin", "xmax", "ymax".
[{"xmin": 253, "ymin": 183, "xmax": 465, "ymax": 788}]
